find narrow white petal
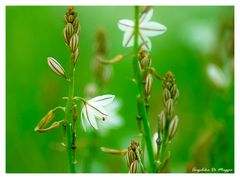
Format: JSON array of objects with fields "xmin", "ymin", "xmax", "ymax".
[
  {"xmin": 91, "ymin": 104, "xmax": 108, "ymax": 117},
  {"xmin": 139, "ymin": 8, "xmax": 153, "ymax": 23},
  {"xmin": 118, "ymin": 19, "xmax": 134, "ymax": 31},
  {"xmin": 86, "ymin": 106, "xmax": 98, "ymax": 130},
  {"xmin": 89, "ymin": 94, "xmax": 115, "ymax": 106},
  {"xmin": 121, "ymin": 30, "xmax": 134, "ymax": 48},
  {"xmin": 138, "ymin": 34, "xmax": 152, "ymax": 51},
  {"xmin": 81, "ymin": 107, "xmax": 87, "ymax": 131},
  {"xmin": 152, "ymin": 132, "xmax": 158, "ymax": 154},
  {"xmin": 140, "ymin": 22, "xmax": 167, "ymax": 37}
]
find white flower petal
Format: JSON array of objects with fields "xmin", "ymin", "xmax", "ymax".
[
  {"xmin": 93, "ymin": 104, "xmax": 108, "ymax": 117},
  {"xmin": 152, "ymin": 132, "xmax": 158, "ymax": 154},
  {"xmin": 81, "ymin": 107, "xmax": 88, "ymax": 131},
  {"xmin": 118, "ymin": 19, "xmax": 134, "ymax": 31},
  {"xmin": 139, "ymin": 8, "xmax": 153, "ymax": 23},
  {"xmin": 122, "ymin": 30, "xmax": 134, "ymax": 48},
  {"xmin": 85, "ymin": 105, "xmax": 98, "ymax": 130},
  {"xmin": 140, "ymin": 22, "xmax": 167, "ymax": 37},
  {"xmin": 89, "ymin": 94, "xmax": 115, "ymax": 106},
  {"xmin": 138, "ymin": 33, "xmax": 152, "ymax": 51}
]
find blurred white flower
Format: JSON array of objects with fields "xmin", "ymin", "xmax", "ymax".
[
  {"xmin": 81, "ymin": 94, "xmax": 115, "ymax": 130},
  {"xmin": 207, "ymin": 63, "xmax": 230, "ymax": 89},
  {"xmin": 181, "ymin": 21, "xmax": 217, "ymax": 54},
  {"xmin": 118, "ymin": 8, "xmax": 167, "ymax": 51}
]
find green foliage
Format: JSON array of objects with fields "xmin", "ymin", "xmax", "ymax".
[{"xmin": 6, "ymin": 6, "xmax": 234, "ymax": 173}]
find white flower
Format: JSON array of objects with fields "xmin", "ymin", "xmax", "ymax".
[
  {"xmin": 81, "ymin": 94, "xmax": 115, "ymax": 131},
  {"xmin": 118, "ymin": 8, "xmax": 167, "ymax": 51}
]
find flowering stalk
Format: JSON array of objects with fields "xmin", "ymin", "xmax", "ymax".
[
  {"xmin": 156, "ymin": 72, "xmax": 179, "ymax": 172},
  {"xmin": 133, "ymin": 6, "xmax": 155, "ymax": 173},
  {"xmin": 63, "ymin": 6, "xmax": 80, "ymax": 173}
]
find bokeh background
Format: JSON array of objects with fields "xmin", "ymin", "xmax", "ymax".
[{"xmin": 6, "ymin": 6, "xmax": 234, "ymax": 173}]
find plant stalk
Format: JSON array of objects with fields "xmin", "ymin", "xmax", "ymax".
[
  {"xmin": 64, "ymin": 62, "xmax": 76, "ymax": 173},
  {"xmin": 133, "ymin": 6, "xmax": 155, "ymax": 173}
]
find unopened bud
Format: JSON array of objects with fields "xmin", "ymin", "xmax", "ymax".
[
  {"xmin": 68, "ymin": 15, "xmax": 74, "ymax": 23},
  {"xmin": 72, "ymin": 16, "xmax": 79, "ymax": 29},
  {"xmin": 35, "ymin": 110, "xmax": 55, "ymax": 131},
  {"xmin": 168, "ymin": 115, "xmax": 179, "ymax": 141},
  {"xmin": 145, "ymin": 74, "xmax": 153, "ymax": 96},
  {"xmin": 129, "ymin": 160, "xmax": 138, "ymax": 173},
  {"xmin": 127, "ymin": 150, "xmax": 136, "ymax": 167},
  {"xmin": 34, "ymin": 110, "xmax": 63, "ymax": 133},
  {"xmin": 64, "ymin": 15, "xmax": 68, "ymax": 23},
  {"xmin": 173, "ymin": 88, "xmax": 179, "ymax": 102},
  {"xmin": 66, "ymin": 23, "xmax": 74, "ymax": 38},
  {"xmin": 100, "ymin": 147, "xmax": 128, "ymax": 155},
  {"xmin": 75, "ymin": 23, "xmax": 80, "ymax": 34},
  {"xmin": 64, "ymin": 27, "xmax": 69, "ymax": 44},
  {"xmin": 73, "ymin": 47, "xmax": 79, "ymax": 64},
  {"xmin": 158, "ymin": 111, "xmax": 166, "ymax": 134},
  {"xmin": 47, "ymin": 57, "xmax": 66, "ymax": 79},
  {"xmin": 163, "ymin": 88, "xmax": 171, "ymax": 103},
  {"xmin": 69, "ymin": 33, "xmax": 78, "ymax": 52},
  {"xmin": 73, "ymin": 107, "xmax": 78, "ymax": 121},
  {"xmin": 140, "ymin": 56, "xmax": 151, "ymax": 70},
  {"xmin": 165, "ymin": 99, "xmax": 174, "ymax": 116}
]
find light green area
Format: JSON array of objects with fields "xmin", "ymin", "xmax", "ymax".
[{"xmin": 6, "ymin": 6, "xmax": 234, "ymax": 173}]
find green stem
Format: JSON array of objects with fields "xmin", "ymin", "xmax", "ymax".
[
  {"xmin": 133, "ymin": 6, "xmax": 155, "ymax": 173},
  {"xmin": 64, "ymin": 62, "xmax": 76, "ymax": 173}
]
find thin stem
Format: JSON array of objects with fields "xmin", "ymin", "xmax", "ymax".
[
  {"xmin": 157, "ymin": 120, "xmax": 169, "ymax": 172},
  {"xmin": 133, "ymin": 6, "xmax": 155, "ymax": 173},
  {"xmin": 64, "ymin": 61, "xmax": 76, "ymax": 173}
]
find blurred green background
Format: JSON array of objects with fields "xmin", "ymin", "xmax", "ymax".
[{"xmin": 6, "ymin": 6, "xmax": 234, "ymax": 173}]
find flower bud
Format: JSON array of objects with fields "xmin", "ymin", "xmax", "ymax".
[
  {"xmin": 35, "ymin": 110, "xmax": 55, "ymax": 131},
  {"xmin": 73, "ymin": 47, "xmax": 79, "ymax": 64},
  {"xmin": 158, "ymin": 111, "xmax": 166, "ymax": 134},
  {"xmin": 165, "ymin": 99, "xmax": 174, "ymax": 116},
  {"xmin": 168, "ymin": 115, "xmax": 179, "ymax": 141},
  {"xmin": 68, "ymin": 15, "xmax": 74, "ymax": 23},
  {"xmin": 75, "ymin": 23, "xmax": 80, "ymax": 34},
  {"xmin": 145, "ymin": 73, "xmax": 153, "ymax": 96},
  {"xmin": 47, "ymin": 57, "xmax": 66, "ymax": 79},
  {"xmin": 72, "ymin": 16, "xmax": 79, "ymax": 29},
  {"xmin": 140, "ymin": 56, "xmax": 151, "ymax": 70},
  {"xmin": 129, "ymin": 160, "xmax": 138, "ymax": 173},
  {"xmin": 69, "ymin": 33, "xmax": 79, "ymax": 52},
  {"xmin": 64, "ymin": 27, "xmax": 69, "ymax": 44},
  {"xmin": 35, "ymin": 121, "xmax": 62, "ymax": 133},
  {"xmin": 163, "ymin": 88, "xmax": 171, "ymax": 103},
  {"xmin": 173, "ymin": 88, "xmax": 179, "ymax": 102},
  {"xmin": 66, "ymin": 23, "xmax": 74, "ymax": 38},
  {"xmin": 34, "ymin": 110, "xmax": 63, "ymax": 133}
]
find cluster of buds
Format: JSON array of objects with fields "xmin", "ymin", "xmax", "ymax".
[
  {"xmin": 158, "ymin": 71, "xmax": 179, "ymax": 142},
  {"xmin": 64, "ymin": 6, "xmax": 80, "ymax": 65},
  {"xmin": 138, "ymin": 49, "xmax": 153, "ymax": 108},
  {"xmin": 92, "ymin": 28, "xmax": 112, "ymax": 88},
  {"xmin": 126, "ymin": 140, "xmax": 142, "ymax": 173}
]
